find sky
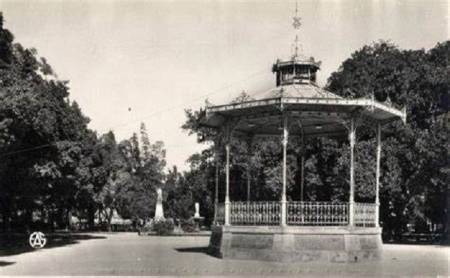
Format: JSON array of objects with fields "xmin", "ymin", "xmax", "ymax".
[{"xmin": 1, "ymin": 0, "xmax": 448, "ymax": 171}]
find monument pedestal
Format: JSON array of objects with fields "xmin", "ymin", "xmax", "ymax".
[
  {"xmin": 209, "ymin": 225, "xmax": 382, "ymax": 263},
  {"xmin": 192, "ymin": 202, "xmax": 204, "ymax": 231},
  {"xmin": 193, "ymin": 216, "xmax": 204, "ymax": 231}
]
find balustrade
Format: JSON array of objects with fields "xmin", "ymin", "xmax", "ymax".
[
  {"xmin": 287, "ymin": 201, "xmax": 348, "ymax": 226},
  {"xmin": 215, "ymin": 201, "xmax": 377, "ymax": 227},
  {"xmin": 230, "ymin": 201, "xmax": 280, "ymax": 225},
  {"xmin": 354, "ymin": 202, "xmax": 377, "ymax": 227}
]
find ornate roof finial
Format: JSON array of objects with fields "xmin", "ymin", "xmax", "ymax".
[
  {"xmin": 293, "ymin": 2, "xmax": 302, "ymax": 29},
  {"xmin": 292, "ymin": 1, "xmax": 302, "ymax": 58}
]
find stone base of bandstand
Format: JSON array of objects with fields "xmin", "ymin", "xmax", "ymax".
[{"xmin": 209, "ymin": 225, "xmax": 382, "ymax": 263}]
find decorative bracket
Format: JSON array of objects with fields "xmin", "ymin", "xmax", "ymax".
[
  {"xmin": 401, "ymin": 106, "xmax": 407, "ymax": 124},
  {"xmin": 295, "ymin": 118, "xmax": 305, "ymax": 143},
  {"xmin": 340, "ymin": 114, "xmax": 364, "ymax": 133},
  {"xmin": 222, "ymin": 117, "xmax": 241, "ymax": 145},
  {"xmin": 213, "ymin": 136, "xmax": 223, "ymax": 161}
]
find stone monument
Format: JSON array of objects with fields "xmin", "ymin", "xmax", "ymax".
[
  {"xmin": 194, "ymin": 202, "xmax": 201, "ymax": 218},
  {"xmin": 192, "ymin": 202, "xmax": 204, "ymax": 231},
  {"xmin": 154, "ymin": 188, "xmax": 165, "ymax": 221}
]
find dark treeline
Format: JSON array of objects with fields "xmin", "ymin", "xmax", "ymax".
[{"xmin": 183, "ymin": 41, "xmax": 449, "ymax": 240}]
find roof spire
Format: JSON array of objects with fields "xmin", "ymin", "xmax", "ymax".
[{"xmin": 292, "ymin": 1, "xmax": 302, "ymax": 58}]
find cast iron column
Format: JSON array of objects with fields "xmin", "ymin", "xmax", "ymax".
[
  {"xmin": 375, "ymin": 122, "xmax": 381, "ymax": 227},
  {"xmin": 214, "ymin": 148, "xmax": 219, "ymax": 224},
  {"xmin": 246, "ymin": 136, "xmax": 252, "ymax": 201},
  {"xmin": 349, "ymin": 117, "xmax": 356, "ymax": 227},
  {"xmin": 300, "ymin": 155, "xmax": 305, "ymax": 201},
  {"xmin": 224, "ymin": 143, "xmax": 231, "ymax": 226},
  {"xmin": 281, "ymin": 115, "xmax": 288, "ymax": 226}
]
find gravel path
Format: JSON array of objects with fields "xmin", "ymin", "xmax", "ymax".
[{"xmin": 0, "ymin": 233, "xmax": 448, "ymax": 276}]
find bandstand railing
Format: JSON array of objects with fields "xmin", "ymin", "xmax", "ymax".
[
  {"xmin": 215, "ymin": 201, "xmax": 377, "ymax": 227},
  {"xmin": 230, "ymin": 201, "xmax": 280, "ymax": 225},
  {"xmin": 354, "ymin": 202, "xmax": 377, "ymax": 227},
  {"xmin": 287, "ymin": 201, "xmax": 348, "ymax": 226}
]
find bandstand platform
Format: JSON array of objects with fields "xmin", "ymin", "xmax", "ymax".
[{"xmin": 210, "ymin": 202, "xmax": 381, "ymax": 262}]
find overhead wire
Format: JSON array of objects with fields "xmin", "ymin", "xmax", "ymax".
[
  {"xmin": 109, "ymin": 67, "xmax": 270, "ymax": 132},
  {"xmin": 0, "ymin": 18, "xmax": 295, "ymax": 158},
  {"xmin": 0, "ymin": 67, "xmax": 270, "ymax": 158}
]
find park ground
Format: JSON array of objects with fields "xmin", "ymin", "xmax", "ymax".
[{"xmin": 0, "ymin": 232, "xmax": 448, "ymax": 276}]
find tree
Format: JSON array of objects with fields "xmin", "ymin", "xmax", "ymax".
[
  {"xmin": 326, "ymin": 41, "xmax": 449, "ymax": 238},
  {"xmin": 165, "ymin": 166, "xmax": 194, "ymax": 221},
  {"xmin": 0, "ymin": 13, "xmax": 95, "ymax": 231},
  {"xmin": 93, "ymin": 126, "xmax": 168, "ymax": 227},
  {"xmin": 106, "ymin": 124, "xmax": 167, "ymax": 223}
]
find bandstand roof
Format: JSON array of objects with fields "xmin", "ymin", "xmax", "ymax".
[{"xmin": 203, "ymin": 83, "xmax": 406, "ymax": 138}]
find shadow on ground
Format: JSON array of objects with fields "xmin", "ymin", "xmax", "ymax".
[
  {"xmin": 0, "ymin": 233, "xmax": 106, "ymax": 259},
  {"xmin": 0, "ymin": 261, "xmax": 15, "ymax": 267},
  {"xmin": 175, "ymin": 246, "xmax": 216, "ymax": 258},
  {"xmin": 384, "ymin": 241, "xmax": 450, "ymax": 247}
]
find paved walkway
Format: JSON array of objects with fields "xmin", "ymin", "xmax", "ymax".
[{"xmin": 0, "ymin": 233, "xmax": 448, "ymax": 276}]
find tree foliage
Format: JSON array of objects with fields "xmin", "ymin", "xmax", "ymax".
[
  {"xmin": 327, "ymin": 41, "xmax": 448, "ymax": 237},
  {"xmin": 0, "ymin": 12, "xmax": 94, "ymax": 231}
]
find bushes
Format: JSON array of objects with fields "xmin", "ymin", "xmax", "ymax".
[
  {"xmin": 138, "ymin": 217, "xmax": 204, "ymax": 235},
  {"xmin": 180, "ymin": 218, "xmax": 197, "ymax": 233},
  {"xmin": 152, "ymin": 219, "xmax": 174, "ymax": 235},
  {"xmin": 137, "ymin": 218, "xmax": 175, "ymax": 235},
  {"xmin": 138, "ymin": 221, "xmax": 152, "ymax": 235}
]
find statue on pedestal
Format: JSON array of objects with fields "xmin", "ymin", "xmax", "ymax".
[
  {"xmin": 193, "ymin": 202, "xmax": 204, "ymax": 231},
  {"xmin": 194, "ymin": 202, "xmax": 201, "ymax": 218},
  {"xmin": 154, "ymin": 188, "xmax": 165, "ymax": 221}
]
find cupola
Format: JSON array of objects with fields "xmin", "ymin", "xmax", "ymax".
[{"xmin": 272, "ymin": 56, "xmax": 321, "ymax": 86}]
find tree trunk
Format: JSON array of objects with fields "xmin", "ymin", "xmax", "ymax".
[
  {"xmin": 25, "ymin": 209, "xmax": 32, "ymax": 234},
  {"xmin": 67, "ymin": 209, "xmax": 72, "ymax": 231},
  {"xmin": 87, "ymin": 205, "xmax": 95, "ymax": 230},
  {"xmin": 107, "ymin": 208, "xmax": 113, "ymax": 232},
  {"xmin": 2, "ymin": 210, "xmax": 10, "ymax": 233}
]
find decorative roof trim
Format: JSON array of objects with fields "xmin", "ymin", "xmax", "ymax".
[{"xmin": 206, "ymin": 96, "xmax": 406, "ymax": 123}]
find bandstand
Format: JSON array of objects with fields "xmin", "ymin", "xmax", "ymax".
[{"xmin": 202, "ymin": 53, "xmax": 406, "ymax": 262}]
